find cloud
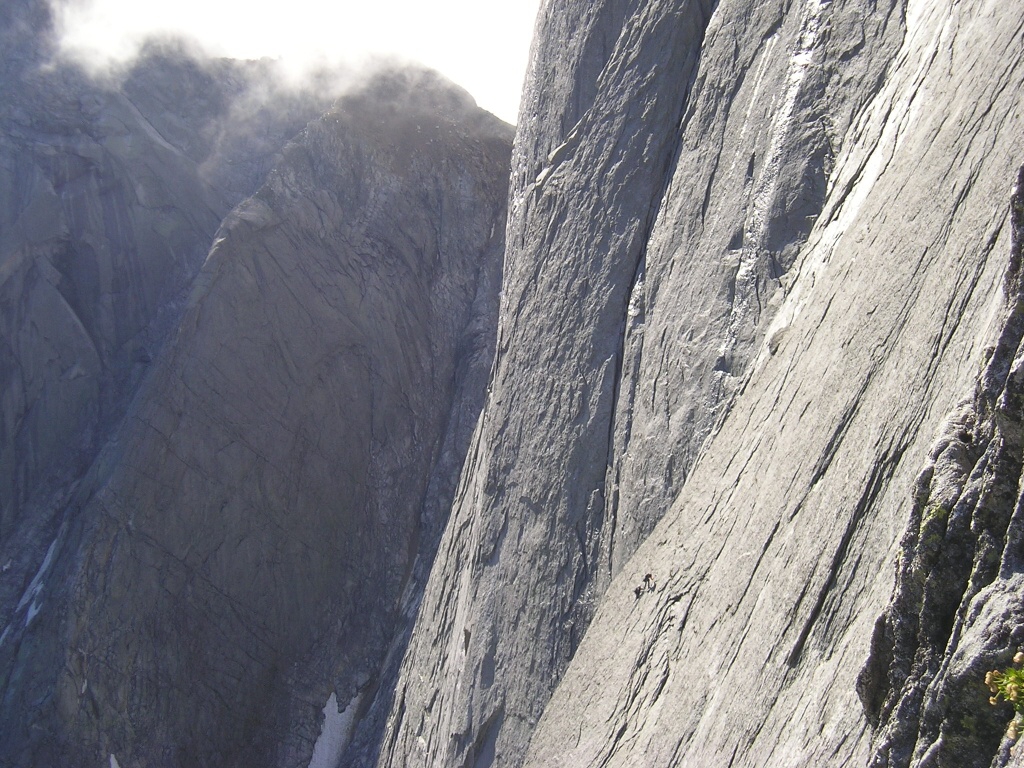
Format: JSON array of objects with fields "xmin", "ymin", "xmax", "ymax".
[{"xmin": 43, "ymin": 0, "xmax": 539, "ymax": 123}]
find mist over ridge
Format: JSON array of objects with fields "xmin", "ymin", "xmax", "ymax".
[
  {"xmin": 42, "ymin": 0, "xmax": 539, "ymax": 124},
  {"xmin": 0, "ymin": 2, "xmax": 513, "ymax": 762}
]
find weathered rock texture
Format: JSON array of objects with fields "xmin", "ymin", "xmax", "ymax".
[
  {"xmin": 524, "ymin": 0, "xmax": 1024, "ymax": 766},
  {"xmin": 599, "ymin": 0, "xmax": 903, "ymax": 575},
  {"xmin": 0, "ymin": 67, "xmax": 511, "ymax": 767},
  {"xmin": 4, "ymin": 0, "xmax": 1024, "ymax": 764},
  {"xmin": 857, "ymin": 166, "xmax": 1024, "ymax": 768},
  {"xmin": 378, "ymin": 0, "xmax": 1024, "ymax": 766},
  {"xmin": 0, "ymin": 0, "xmax": 339, "ymax": 630}
]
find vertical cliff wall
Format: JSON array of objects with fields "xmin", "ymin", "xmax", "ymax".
[
  {"xmin": 0, "ymin": 69, "xmax": 512, "ymax": 767},
  {"xmin": 378, "ymin": 1, "xmax": 717, "ymax": 764},
  {"xmin": 379, "ymin": 0, "xmax": 1024, "ymax": 766},
  {"xmin": 4, "ymin": 0, "xmax": 1022, "ymax": 764},
  {"xmin": 524, "ymin": 0, "xmax": 1024, "ymax": 765},
  {"xmin": 0, "ymin": 0, "xmax": 338, "ymax": 649}
]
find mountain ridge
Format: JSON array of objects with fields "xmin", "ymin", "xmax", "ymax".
[{"xmin": 2, "ymin": 0, "xmax": 1024, "ymax": 766}]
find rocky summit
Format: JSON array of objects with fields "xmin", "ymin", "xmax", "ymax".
[{"xmin": 2, "ymin": 0, "xmax": 1023, "ymax": 767}]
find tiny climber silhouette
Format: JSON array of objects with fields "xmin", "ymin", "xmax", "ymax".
[
  {"xmin": 643, "ymin": 573, "xmax": 655, "ymax": 591},
  {"xmin": 634, "ymin": 586, "xmax": 643, "ymax": 600}
]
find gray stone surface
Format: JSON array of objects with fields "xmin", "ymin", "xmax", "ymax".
[
  {"xmin": 376, "ymin": 2, "xmax": 719, "ymax": 765},
  {"xmin": 0, "ymin": 68, "xmax": 511, "ymax": 766},
  {"xmin": 0, "ymin": 0, "xmax": 338, "ymax": 648},
  {"xmin": 378, "ymin": 0, "xmax": 1024, "ymax": 766},
  {"xmin": 600, "ymin": 0, "xmax": 904, "ymax": 580},
  {"xmin": 858, "ymin": 165, "xmax": 1024, "ymax": 768},
  {"xmin": 523, "ymin": 0, "xmax": 1024, "ymax": 765},
  {"xmin": 3, "ymin": 0, "xmax": 1023, "ymax": 764}
]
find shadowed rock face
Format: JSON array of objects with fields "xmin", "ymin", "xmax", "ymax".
[
  {"xmin": 0, "ymin": 67, "xmax": 512, "ymax": 766},
  {"xmin": 0, "ymin": 6, "xmax": 339, "ymax": 613},
  {"xmin": 0, "ymin": 18, "xmax": 358, "ymax": 761},
  {"xmin": 377, "ymin": 0, "xmax": 1024, "ymax": 767},
  {"xmin": 377, "ymin": 2, "xmax": 722, "ymax": 764}
]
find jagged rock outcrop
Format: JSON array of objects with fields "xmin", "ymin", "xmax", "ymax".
[
  {"xmin": 378, "ymin": 0, "xmax": 1024, "ymax": 766},
  {"xmin": 0, "ymin": 67, "xmax": 512, "ymax": 767},
  {"xmin": 857, "ymin": 166, "xmax": 1024, "ymax": 768}
]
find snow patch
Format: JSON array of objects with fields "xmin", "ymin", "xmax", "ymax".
[
  {"xmin": 25, "ymin": 600, "xmax": 42, "ymax": 627},
  {"xmin": 17, "ymin": 536, "xmax": 59, "ymax": 612},
  {"xmin": 626, "ymin": 277, "xmax": 645, "ymax": 319},
  {"xmin": 307, "ymin": 690, "xmax": 363, "ymax": 768},
  {"xmin": 109, "ymin": 754, "xmax": 121, "ymax": 768}
]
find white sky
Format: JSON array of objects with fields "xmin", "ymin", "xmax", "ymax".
[{"xmin": 50, "ymin": 0, "xmax": 542, "ymax": 124}]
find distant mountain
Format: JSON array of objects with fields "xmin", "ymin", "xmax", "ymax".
[
  {"xmin": 0, "ymin": 12, "xmax": 512, "ymax": 765},
  {"xmin": 0, "ymin": 16, "xmax": 339, "ymax": 552}
]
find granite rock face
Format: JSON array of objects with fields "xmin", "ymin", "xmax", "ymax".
[
  {"xmin": 0, "ymin": 0, "xmax": 338, "ymax": 603},
  {"xmin": 0, "ymin": 60, "xmax": 512, "ymax": 768},
  {"xmin": 4, "ymin": 0, "xmax": 1024, "ymax": 764},
  {"xmin": 378, "ymin": 0, "xmax": 1024, "ymax": 766},
  {"xmin": 599, "ymin": 0, "xmax": 903, "ymax": 576},
  {"xmin": 858, "ymin": 166, "xmax": 1024, "ymax": 768}
]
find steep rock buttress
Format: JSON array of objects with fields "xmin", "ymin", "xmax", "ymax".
[
  {"xmin": 0, "ymin": 70, "xmax": 511, "ymax": 767},
  {"xmin": 525, "ymin": 0, "xmax": 1024, "ymax": 765},
  {"xmin": 0, "ymin": 0, "xmax": 338, "ymax": 671},
  {"xmin": 377, "ymin": 0, "xmax": 906, "ymax": 764}
]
